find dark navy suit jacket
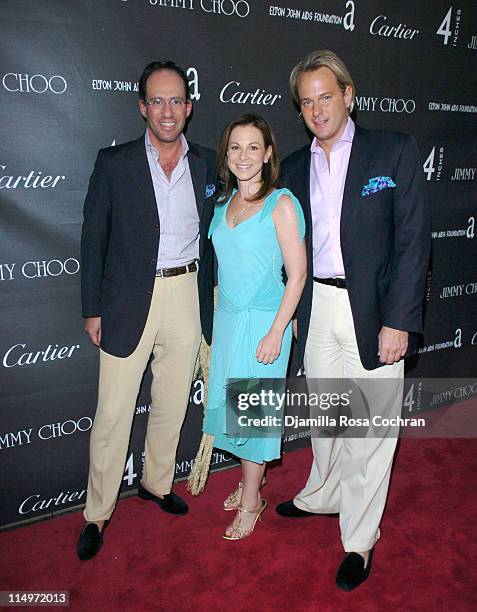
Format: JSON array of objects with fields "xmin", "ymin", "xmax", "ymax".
[
  {"xmin": 81, "ymin": 134, "xmax": 216, "ymax": 358},
  {"xmin": 282, "ymin": 125, "xmax": 431, "ymax": 372}
]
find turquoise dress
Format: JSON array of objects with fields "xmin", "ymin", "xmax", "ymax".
[{"xmin": 203, "ymin": 188, "xmax": 305, "ymax": 463}]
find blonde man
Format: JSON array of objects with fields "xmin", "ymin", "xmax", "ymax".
[{"xmin": 277, "ymin": 50, "xmax": 430, "ymax": 590}]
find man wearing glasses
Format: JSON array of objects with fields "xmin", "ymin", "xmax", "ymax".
[{"xmin": 78, "ymin": 61, "xmax": 215, "ymax": 560}]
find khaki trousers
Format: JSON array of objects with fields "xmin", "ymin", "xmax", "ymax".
[
  {"xmin": 295, "ymin": 282, "xmax": 404, "ymax": 552},
  {"xmin": 84, "ymin": 272, "xmax": 201, "ymax": 523}
]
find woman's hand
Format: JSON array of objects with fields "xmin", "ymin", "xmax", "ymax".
[{"xmin": 256, "ymin": 328, "xmax": 283, "ymax": 364}]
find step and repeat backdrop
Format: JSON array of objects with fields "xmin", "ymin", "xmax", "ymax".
[{"xmin": 1, "ymin": 0, "xmax": 476, "ymax": 529}]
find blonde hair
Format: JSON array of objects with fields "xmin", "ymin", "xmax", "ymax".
[{"xmin": 289, "ymin": 49, "xmax": 356, "ymax": 113}]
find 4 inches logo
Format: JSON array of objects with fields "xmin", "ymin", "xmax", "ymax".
[
  {"xmin": 436, "ymin": 7, "xmax": 462, "ymax": 47},
  {"xmin": 423, "ymin": 146, "xmax": 444, "ymax": 181}
]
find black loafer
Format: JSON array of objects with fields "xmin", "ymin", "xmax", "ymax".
[
  {"xmin": 137, "ymin": 483, "xmax": 189, "ymax": 515},
  {"xmin": 77, "ymin": 523, "xmax": 103, "ymax": 561},
  {"xmin": 276, "ymin": 499, "xmax": 325, "ymax": 518},
  {"xmin": 336, "ymin": 550, "xmax": 374, "ymax": 591}
]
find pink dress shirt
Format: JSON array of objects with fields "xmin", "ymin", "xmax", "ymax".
[{"xmin": 309, "ymin": 117, "xmax": 355, "ymax": 278}]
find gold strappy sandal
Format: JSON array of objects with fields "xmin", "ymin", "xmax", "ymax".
[
  {"xmin": 222, "ymin": 499, "xmax": 267, "ymax": 540},
  {"xmin": 223, "ymin": 477, "xmax": 268, "ymax": 511}
]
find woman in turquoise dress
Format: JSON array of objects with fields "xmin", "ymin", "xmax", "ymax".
[{"xmin": 203, "ymin": 114, "xmax": 306, "ymax": 540}]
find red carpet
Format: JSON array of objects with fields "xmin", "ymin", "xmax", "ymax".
[{"xmin": 1, "ymin": 439, "xmax": 476, "ymax": 611}]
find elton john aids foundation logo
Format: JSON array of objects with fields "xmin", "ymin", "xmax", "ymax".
[
  {"xmin": 269, "ymin": 1, "xmax": 355, "ymax": 31},
  {"xmin": 91, "ymin": 67, "xmax": 200, "ymax": 100}
]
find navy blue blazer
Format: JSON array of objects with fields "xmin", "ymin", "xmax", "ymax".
[
  {"xmin": 282, "ymin": 125, "xmax": 431, "ymax": 372},
  {"xmin": 81, "ymin": 135, "xmax": 216, "ymax": 358}
]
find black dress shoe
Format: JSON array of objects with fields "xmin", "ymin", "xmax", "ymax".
[
  {"xmin": 276, "ymin": 499, "xmax": 326, "ymax": 518},
  {"xmin": 77, "ymin": 523, "xmax": 103, "ymax": 561},
  {"xmin": 336, "ymin": 550, "xmax": 374, "ymax": 591},
  {"xmin": 137, "ymin": 483, "xmax": 189, "ymax": 515}
]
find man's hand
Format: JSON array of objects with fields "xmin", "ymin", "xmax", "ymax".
[
  {"xmin": 378, "ymin": 326, "xmax": 408, "ymax": 364},
  {"xmin": 85, "ymin": 317, "xmax": 101, "ymax": 347}
]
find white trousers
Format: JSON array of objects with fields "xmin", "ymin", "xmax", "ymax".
[{"xmin": 295, "ymin": 282, "xmax": 404, "ymax": 552}]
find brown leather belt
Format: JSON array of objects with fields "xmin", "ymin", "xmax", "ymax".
[
  {"xmin": 155, "ymin": 260, "xmax": 198, "ymax": 278},
  {"xmin": 313, "ymin": 276, "xmax": 347, "ymax": 289}
]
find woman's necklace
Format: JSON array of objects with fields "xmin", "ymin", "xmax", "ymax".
[{"xmin": 230, "ymin": 196, "xmax": 260, "ymax": 227}]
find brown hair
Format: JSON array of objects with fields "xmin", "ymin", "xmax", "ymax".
[
  {"xmin": 216, "ymin": 114, "xmax": 280, "ymax": 203},
  {"xmin": 289, "ymin": 49, "xmax": 356, "ymax": 113}
]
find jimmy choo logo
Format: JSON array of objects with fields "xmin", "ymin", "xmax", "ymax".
[
  {"xmin": 0, "ymin": 258, "xmax": 79, "ymax": 281},
  {"xmin": 2, "ymin": 73, "xmax": 67, "ymax": 94},
  {"xmin": 22, "ymin": 258, "xmax": 79, "ymax": 279},
  {"xmin": 369, "ymin": 15, "xmax": 420, "ymax": 39},
  {"xmin": 149, "ymin": 0, "xmax": 193, "ymax": 8},
  {"xmin": 0, "ymin": 165, "xmax": 65, "ymax": 189},
  {"xmin": 451, "ymin": 167, "xmax": 476, "ymax": 181},
  {"xmin": 2, "ymin": 343, "xmax": 80, "ymax": 368},
  {"xmin": 220, "ymin": 81, "xmax": 282, "ymax": 105},
  {"xmin": 439, "ymin": 282, "xmax": 477, "ymax": 299},
  {"xmin": 0, "ymin": 429, "xmax": 33, "ymax": 450},
  {"xmin": 354, "ymin": 96, "xmax": 415, "ymax": 113},
  {"xmin": 0, "ymin": 418, "xmax": 92, "ymax": 450},
  {"xmin": 381, "ymin": 98, "xmax": 416, "ymax": 113},
  {"xmin": 201, "ymin": 0, "xmax": 250, "ymax": 18},
  {"xmin": 38, "ymin": 417, "xmax": 93, "ymax": 440},
  {"xmin": 436, "ymin": 7, "xmax": 462, "ymax": 46},
  {"xmin": 175, "ymin": 451, "xmax": 232, "ymax": 474},
  {"xmin": 430, "ymin": 381, "xmax": 477, "ymax": 407}
]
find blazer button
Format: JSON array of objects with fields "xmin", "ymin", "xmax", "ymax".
[
  {"xmin": 146, "ymin": 290, "xmax": 152, "ymax": 296},
  {"xmin": 151, "ymin": 258, "xmax": 156, "ymax": 265},
  {"xmin": 155, "ymin": 224, "xmax": 159, "ymax": 230}
]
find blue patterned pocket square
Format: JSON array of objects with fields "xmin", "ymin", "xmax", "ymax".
[
  {"xmin": 205, "ymin": 184, "xmax": 215, "ymax": 198},
  {"xmin": 361, "ymin": 176, "xmax": 396, "ymax": 197}
]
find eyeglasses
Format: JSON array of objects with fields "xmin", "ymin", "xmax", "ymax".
[{"xmin": 145, "ymin": 97, "xmax": 187, "ymax": 107}]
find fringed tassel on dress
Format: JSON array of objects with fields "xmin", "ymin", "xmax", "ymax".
[{"xmin": 187, "ymin": 287, "xmax": 217, "ymax": 495}]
